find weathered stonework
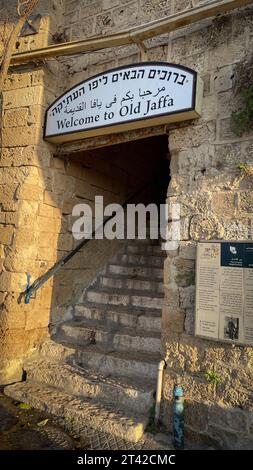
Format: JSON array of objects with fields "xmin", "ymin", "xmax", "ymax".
[{"xmin": 1, "ymin": 0, "xmax": 253, "ymax": 449}]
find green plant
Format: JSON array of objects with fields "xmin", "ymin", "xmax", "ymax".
[
  {"xmin": 204, "ymin": 369, "xmax": 222, "ymax": 386},
  {"xmin": 237, "ymin": 162, "xmax": 253, "ymax": 177},
  {"xmin": 231, "ymin": 86, "xmax": 253, "ymax": 136}
]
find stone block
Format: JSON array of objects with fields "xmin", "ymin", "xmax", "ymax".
[
  {"xmin": 163, "ymin": 369, "xmax": 214, "ymax": 402},
  {"xmin": 38, "ymin": 203, "xmax": 54, "ymax": 218},
  {"xmin": 52, "ymin": 157, "xmax": 65, "ymax": 171},
  {"xmin": 174, "ymin": 258, "xmax": 195, "ymax": 287},
  {"xmin": 243, "ymin": 140, "xmax": 253, "ymax": 165},
  {"xmin": 3, "ymin": 255, "xmax": 36, "ymax": 273},
  {"xmin": 183, "ymin": 50, "xmax": 209, "ymax": 74},
  {"xmin": 184, "ymin": 308, "xmax": 195, "ymax": 335},
  {"xmin": 184, "ymin": 400, "xmax": 209, "ymax": 433},
  {"xmin": 162, "ymin": 305, "xmax": 185, "ymax": 333},
  {"xmin": 201, "ymin": 94, "xmax": 218, "ymax": 121},
  {"xmin": 57, "ymin": 233, "xmax": 74, "ymax": 251},
  {"xmin": 2, "ymin": 126, "xmax": 42, "ymax": 147},
  {"xmin": 81, "ymin": 0, "xmax": 102, "ymax": 17},
  {"xmin": 214, "ymin": 142, "xmax": 242, "ymax": 171},
  {"xmin": 25, "ymin": 307, "xmax": 50, "ymax": 330},
  {"xmin": 173, "ymin": 0, "xmax": 191, "ymax": 13},
  {"xmin": 17, "ymin": 183, "xmax": 42, "ymax": 202},
  {"xmin": 0, "ymin": 146, "xmax": 50, "ymax": 168},
  {"xmin": 18, "ymin": 200, "xmax": 38, "ymax": 228},
  {"xmin": 38, "ymin": 231, "xmax": 57, "ymax": 248},
  {"xmin": 3, "ymin": 86, "xmax": 44, "ymax": 109},
  {"xmin": 3, "ymin": 108, "xmax": 29, "ymax": 128},
  {"xmin": 43, "ymin": 190, "xmax": 59, "ymax": 207},
  {"xmin": 163, "ymin": 256, "xmax": 173, "ymax": 285},
  {"xmin": 0, "ymin": 184, "xmax": 18, "ymax": 211},
  {"xmin": 219, "ymin": 118, "xmax": 237, "ymax": 141},
  {"xmin": 26, "ymin": 105, "xmax": 45, "ymax": 127},
  {"xmin": 211, "ymin": 191, "xmax": 236, "ymax": 217},
  {"xmin": 0, "ymin": 226, "xmax": 14, "ymax": 245},
  {"xmin": 171, "ymin": 35, "xmax": 186, "ymax": 61},
  {"xmin": 223, "ymin": 218, "xmax": 251, "ymax": 240},
  {"xmin": 239, "ymin": 191, "xmax": 253, "ymax": 213},
  {"xmin": 0, "ymin": 245, "xmax": 5, "ymax": 258},
  {"xmin": 169, "ymin": 121, "xmax": 216, "ymax": 152},
  {"xmin": 179, "ymin": 242, "xmax": 196, "ymax": 260},
  {"xmin": 147, "ymin": 45, "xmax": 167, "ymax": 62},
  {"xmin": 1, "ymin": 306, "xmax": 26, "ymax": 330},
  {"xmin": 164, "ymin": 286, "xmax": 180, "ymax": 308},
  {"xmin": 179, "ymin": 285, "xmax": 195, "ymax": 310},
  {"xmin": 37, "ymin": 246, "xmax": 57, "ymax": 262},
  {"xmin": 0, "ymin": 271, "xmax": 26, "ymax": 292},
  {"xmin": 3, "ymin": 71, "xmax": 32, "ymax": 91},
  {"xmin": 190, "ymin": 214, "xmax": 224, "ymax": 240},
  {"xmin": 13, "ymin": 228, "xmax": 38, "ymax": 252},
  {"xmin": 71, "ymin": 18, "xmax": 95, "ymax": 40},
  {"xmin": 114, "ymin": 2, "xmax": 140, "ymax": 28},
  {"xmin": 207, "ymin": 424, "xmax": 238, "ymax": 450},
  {"xmin": 208, "ymin": 402, "xmax": 248, "ymax": 433},
  {"xmin": 37, "ymin": 216, "xmax": 57, "ymax": 233},
  {"xmin": 213, "ymin": 65, "xmax": 234, "ymax": 93},
  {"xmin": 54, "ymin": 173, "xmax": 75, "ymax": 195}
]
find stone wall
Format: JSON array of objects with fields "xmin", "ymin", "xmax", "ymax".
[
  {"xmin": 0, "ymin": 0, "xmax": 64, "ymax": 384},
  {"xmin": 0, "ymin": 0, "xmax": 168, "ymax": 383},
  {"xmin": 1, "ymin": 0, "xmax": 253, "ymax": 448},
  {"xmin": 59, "ymin": 0, "xmax": 253, "ymax": 448},
  {"xmin": 161, "ymin": 7, "xmax": 253, "ymax": 449}
]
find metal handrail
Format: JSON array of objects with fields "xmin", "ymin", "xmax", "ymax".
[{"xmin": 23, "ymin": 174, "xmax": 161, "ymax": 304}]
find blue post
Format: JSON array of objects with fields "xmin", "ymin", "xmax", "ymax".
[{"xmin": 173, "ymin": 385, "xmax": 184, "ymax": 449}]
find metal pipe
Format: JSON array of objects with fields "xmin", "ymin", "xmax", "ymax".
[
  {"xmin": 9, "ymin": 0, "xmax": 252, "ymax": 65},
  {"xmin": 154, "ymin": 359, "xmax": 166, "ymax": 426}
]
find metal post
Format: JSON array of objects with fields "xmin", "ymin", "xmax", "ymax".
[{"xmin": 173, "ymin": 384, "xmax": 184, "ymax": 450}]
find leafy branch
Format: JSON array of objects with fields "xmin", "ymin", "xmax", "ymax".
[{"xmin": 231, "ymin": 86, "xmax": 253, "ymax": 137}]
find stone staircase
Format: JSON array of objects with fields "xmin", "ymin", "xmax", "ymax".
[{"xmin": 5, "ymin": 239, "xmax": 165, "ymax": 443}]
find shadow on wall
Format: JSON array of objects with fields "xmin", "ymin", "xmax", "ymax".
[{"xmin": 161, "ymin": 393, "xmax": 253, "ymax": 450}]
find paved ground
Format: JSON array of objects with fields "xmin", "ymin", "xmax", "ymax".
[{"xmin": 0, "ymin": 390, "xmax": 172, "ymax": 450}]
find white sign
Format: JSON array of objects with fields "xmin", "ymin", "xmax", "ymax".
[
  {"xmin": 195, "ymin": 241, "xmax": 253, "ymax": 346},
  {"xmin": 44, "ymin": 62, "xmax": 203, "ymax": 143}
]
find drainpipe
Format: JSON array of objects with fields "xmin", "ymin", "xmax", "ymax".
[{"xmin": 154, "ymin": 359, "xmax": 166, "ymax": 426}]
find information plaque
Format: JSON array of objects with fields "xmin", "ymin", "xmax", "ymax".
[{"xmin": 195, "ymin": 241, "xmax": 253, "ymax": 346}]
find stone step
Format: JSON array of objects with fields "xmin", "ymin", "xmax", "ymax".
[
  {"xmin": 116, "ymin": 253, "xmax": 165, "ymax": 267},
  {"xmin": 121, "ymin": 238, "xmax": 161, "ymax": 245},
  {"xmin": 86, "ymin": 288, "xmax": 164, "ymax": 309},
  {"xmin": 99, "ymin": 275, "xmax": 164, "ymax": 294},
  {"xmin": 108, "ymin": 264, "xmax": 163, "ymax": 280},
  {"xmin": 75, "ymin": 344, "xmax": 160, "ymax": 380},
  {"xmin": 39, "ymin": 340, "xmax": 160, "ymax": 379},
  {"xmin": 57, "ymin": 320, "xmax": 161, "ymax": 353},
  {"xmin": 122, "ymin": 244, "xmax": 166, "ymax": 256},
  {"xmin": 74, "ymin": 303, "xmax": 162, "ymax": 332},
  {"xmin": 25, "ymin": 360, "xmax": 155, "ymax": 415},
  {"xmin": 4, "ymin": 381, "xmax": 148, "ymax": 443}
]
